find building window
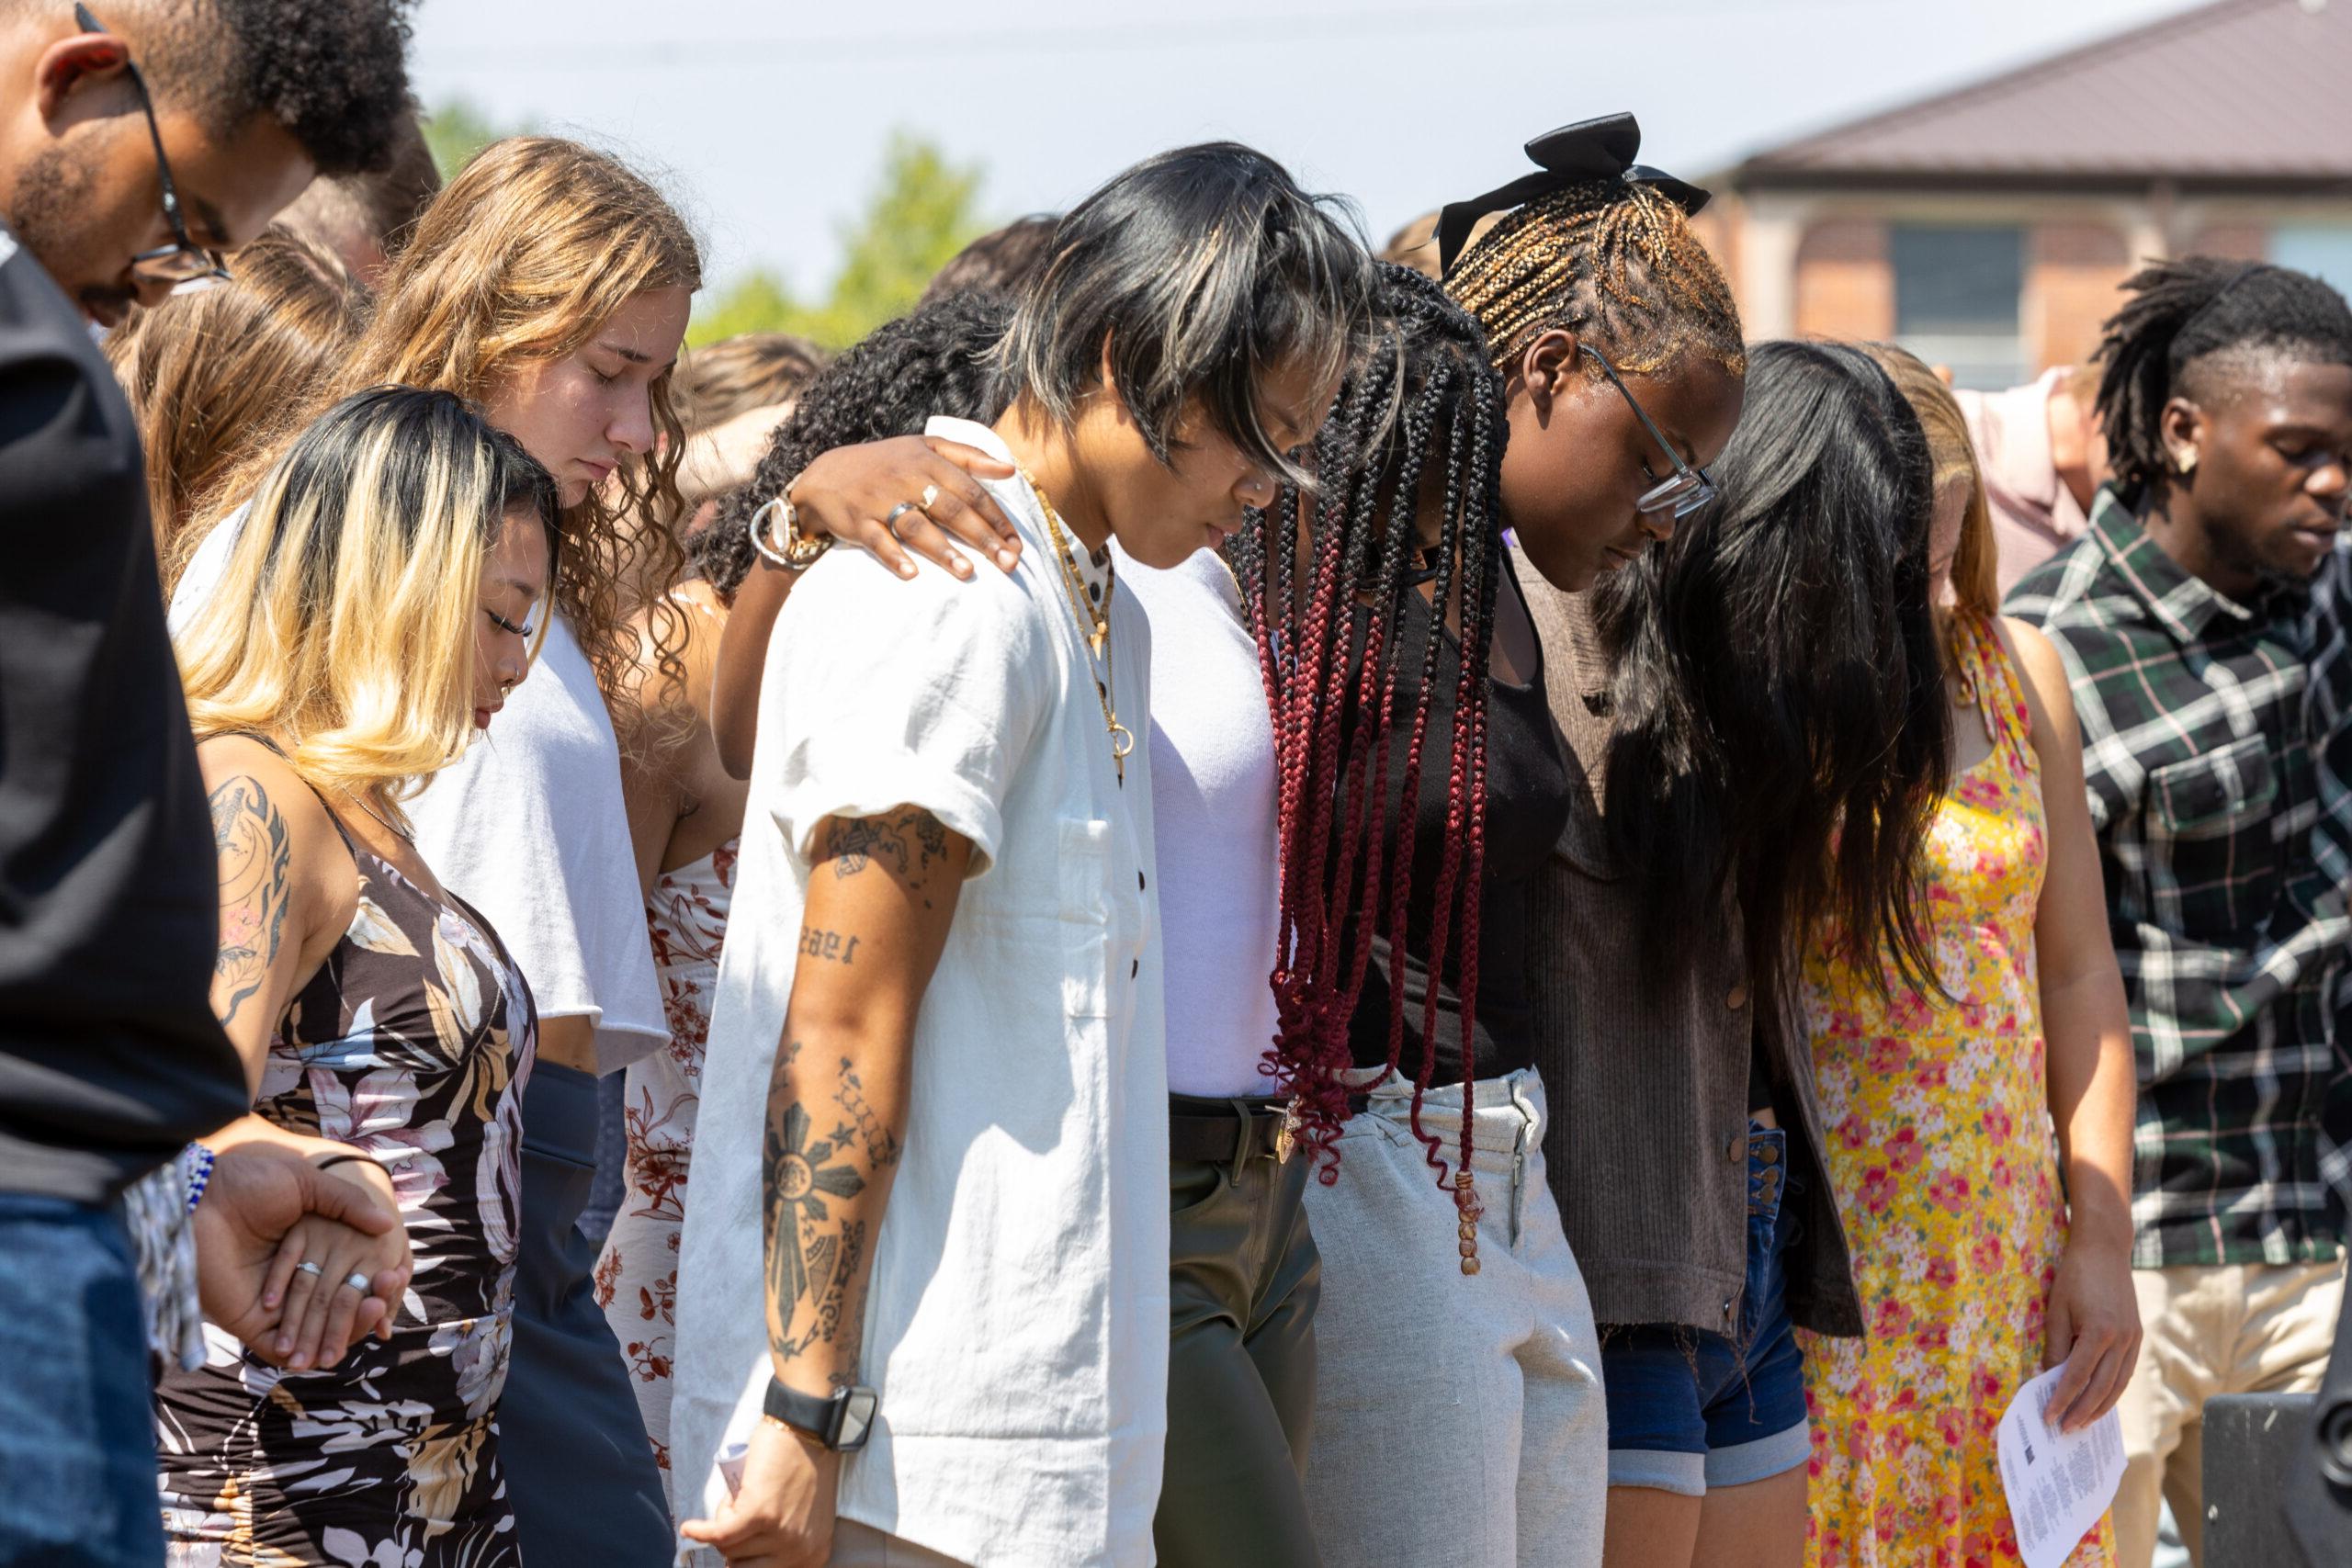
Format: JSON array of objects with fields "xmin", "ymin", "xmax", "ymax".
[
  {"xmin": 2272, "ymin": 225, "xmax": 2352, "ymax": 295},
  {"xmin": 1892, "ymin": 224, "xmax": 2025, "ymax": 390}
]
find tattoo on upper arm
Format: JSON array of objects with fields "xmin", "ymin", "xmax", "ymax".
[
  {"xmin": 800, "ymin": 926, "xmax": 860, "ymax": 964},
  {"xmin": 820, "ymin": 808, "xmax": 953, "ymax": 901},
  {"xmin": 209, "ymin": 775, "xmax": 292, "ymax": 1030}
]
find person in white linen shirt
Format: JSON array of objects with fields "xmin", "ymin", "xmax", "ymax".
[{"xmin": 675, "ymin": 142, "xmax": 1373, "ymax": 1568}]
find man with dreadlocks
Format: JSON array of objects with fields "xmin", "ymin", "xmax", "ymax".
[{"xmin": 2008, "ymin": 257, "xmax": 2352, "ymax": 1568}]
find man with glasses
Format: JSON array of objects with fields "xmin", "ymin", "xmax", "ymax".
[{"xmin": 0, "ymin": 5, "xmax": 414, "ymax": 1564}]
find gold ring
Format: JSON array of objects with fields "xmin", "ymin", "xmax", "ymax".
[{"xmin": 920, "ymin": 483, "xmax": 941, "ymax": 510}]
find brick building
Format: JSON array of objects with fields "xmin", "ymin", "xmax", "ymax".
[{"xmin": 1696, "ymin": 0, "xmax": 2352, "ymax": 388}]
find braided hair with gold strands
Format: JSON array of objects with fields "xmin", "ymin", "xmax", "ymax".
[
  {"xmin": 1441, "ymin": 115, "xmax": 1744, "ymax": 382},
  {"xmin": 1448, "ymin": 180, "xmax": 1746, "ymax": 380}
]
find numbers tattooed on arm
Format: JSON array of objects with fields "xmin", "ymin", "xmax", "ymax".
[
  {"xmin": 208, "ymin": 775, "xmax": 292, "ymax": 1029},
  {"xmin": 799, "ymin": 926, "xmax": 860, "ymax": 964}
]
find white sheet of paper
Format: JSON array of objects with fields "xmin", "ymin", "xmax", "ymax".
[{"xmin": 1996, "ymin": 1363, "xmax": 2126, "ymax": 1568}]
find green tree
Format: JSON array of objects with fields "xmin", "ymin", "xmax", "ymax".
[
  {"xmin": 690, "ymin": 132, "xmax": 987, "ymax": 350},
  {"xmin": 421, "ymin": 97, "xmax": 520, "ymax": 182}
]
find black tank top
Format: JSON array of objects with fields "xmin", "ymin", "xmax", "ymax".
[{"xmin": 1342, "ymin": 550, "xmax": 1571, "ymax": 1083}]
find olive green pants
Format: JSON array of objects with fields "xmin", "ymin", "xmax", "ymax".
[{"xmin": 1154, "ymin": 1102, "xmax": 1324, "ymax": 1568}]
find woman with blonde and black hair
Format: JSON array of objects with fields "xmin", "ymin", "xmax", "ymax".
[
  {"xmin": 169, "ymin": 135, "xmax": 1026, "ymax": 1563},
  {"xmin": 105, "ymin": 224, "xmax": 362, "ymax": 562},
  {"xmin": 1796, "ymin": 346, "xmax": 2136, "ymax": 1568},
  {"xmin": 157, "ymin": 386, "xmax": 559, "ymax": 1566}
]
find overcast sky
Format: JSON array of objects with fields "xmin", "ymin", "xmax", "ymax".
[{"xmin": 407, "ymin": 0, "xmax": 2198, "ymax": 297}]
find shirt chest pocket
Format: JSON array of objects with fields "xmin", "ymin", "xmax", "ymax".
[
  {"xmin": 1056, "ymin": 817, "xmax": 1129, "ymax": 1021},
  {"xmin": 2145, "ymin": 735, "xmax": 2281, "ymax": 942}
]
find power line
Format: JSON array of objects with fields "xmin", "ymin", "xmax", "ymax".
[{"xmin": 416, "ymin": 0, "xmax": 1913, "ymax": 70}]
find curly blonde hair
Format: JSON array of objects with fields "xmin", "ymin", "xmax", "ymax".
[{"xmin": 187, "ymin": 137, "xmax": 703, "ymax": 730}]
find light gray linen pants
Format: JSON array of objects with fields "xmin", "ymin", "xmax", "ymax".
[{"xmin": 1303, "ymin": 1066, "xmax": 1607, "ymax": 1567}]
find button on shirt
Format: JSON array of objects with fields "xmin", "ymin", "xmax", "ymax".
[
  {"xmin": 2008, "ymin": 491, "xmax": 2352, "ymax": 1269},
  {"xmin": 668, "ymin": 419, "xmax": 1167, "ymax": 1568}
]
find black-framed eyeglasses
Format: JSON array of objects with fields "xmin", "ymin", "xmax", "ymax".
[
  {"xmin": 74, "ymin": 4, "xmax": 230, "ymax": 288},
  {"xmin": 1582, "ymin": 344, "xmax": 1714, "ymax": 520}
]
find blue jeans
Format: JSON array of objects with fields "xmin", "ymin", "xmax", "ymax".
[
  {"xmin": 0, "ymin": 1195, "xmax": 164, "ymax": 1567},
  {"xmin": 1600, "ymin": 1123, "xmax": 1813, "ymax": 1496}
]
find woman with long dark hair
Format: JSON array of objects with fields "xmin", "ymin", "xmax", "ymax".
[
  {"xmin": 1566, "ymin": 341, "xmax": 1954, "ymax": 1568},
  {"xmin": 1795, "ymin": 345, "xmax": 2137, "ymax": 1567}
]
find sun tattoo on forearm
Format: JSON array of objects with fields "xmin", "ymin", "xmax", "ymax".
[{"xmin": 765, "ymin": 1099, "xmax": 867, "ymax": 1312}]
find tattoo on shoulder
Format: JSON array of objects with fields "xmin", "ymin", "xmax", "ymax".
[
  {"xmin": 820, "ymin": 807, "xmax": 953, "ymax": 887},
  {"xmin": 209, "ymin": 775, "xmax": 292, "ymax": 1030}
]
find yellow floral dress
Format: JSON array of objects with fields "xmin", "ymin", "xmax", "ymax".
[{"xmin": 1797, "ymin": 613, "xmax": 2113, "ymax": 1568}]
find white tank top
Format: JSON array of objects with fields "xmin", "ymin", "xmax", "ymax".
[{"xmin": 1114, "ymin": 546, "xmax": 1283, "ymax": 1099}]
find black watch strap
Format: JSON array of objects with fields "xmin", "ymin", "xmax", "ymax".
[{"xmin": 763, "ymin": 1376, "xmax": 879, "ymax": 1452}]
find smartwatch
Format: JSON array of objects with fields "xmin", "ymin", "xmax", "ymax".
[{"xmin": 763, "ymin": 1376, "xmax": 879, "ymax": 1453}]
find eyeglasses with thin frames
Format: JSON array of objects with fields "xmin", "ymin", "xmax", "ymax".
[
  {"xmin": 74, "ymin": 4, "xmax": 231, "ymax": 289},
  {"xmin": 1581, "ymin": 344, "xmax": 1714, "ymax": 520}
]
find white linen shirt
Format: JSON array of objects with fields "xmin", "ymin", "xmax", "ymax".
[
  {"xmin": 669, "ymin": 418, "xmax": 1169, "ymax": 1567},
  {"xmin": 169, "ymin": 510, "xmax": 668, "ymax": 1073}
]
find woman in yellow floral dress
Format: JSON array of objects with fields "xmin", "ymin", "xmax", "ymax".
[{"xmin": 1798, "ymin": 347, "xmax": 2141, "ymax": 1568}]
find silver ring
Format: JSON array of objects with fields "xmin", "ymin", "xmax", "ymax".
[
  {"xmin": 884, "ymin": 501, "xmax": 922, "ymax": 541},
  {"xmin": 748, "ymin": 496, "xmax": 795, "ymax": 569},
  {"xmin": 920, "ymin": 483, "xmax": 941, "ymax": 510},
  {"xmin": 295, "ymin": 1260, "xmax": 323, "ymax": 1277},
  {"xmin": 342, "ymin": 1271, "xmax": 372, "ymax": 1293}
]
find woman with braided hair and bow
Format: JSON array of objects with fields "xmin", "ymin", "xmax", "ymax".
[
  {"xmin": 1396, "ymin": 119, "xmax": 1980, "ymax": 1568},
  {"xmin": 1221, "ymin": 117, "xmax": 1757, "ymax": 1568},
  {"xmin": 1245, "ymin": 117, "xmax": 1956, "ymax": 1568}
]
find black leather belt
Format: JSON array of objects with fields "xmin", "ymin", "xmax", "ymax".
[{"xmin": 1169, "ymin": 1094, "xmax": 1294, "ymax": 1166}]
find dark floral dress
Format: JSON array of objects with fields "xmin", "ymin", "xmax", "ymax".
[{"xmin": 157, "ymin": 827, "xmax": 537, "ymax": 1568}]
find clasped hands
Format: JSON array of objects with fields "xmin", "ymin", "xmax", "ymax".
[{"xmin": 193, "ymin": 1113, "xmax": 414, "ymax": 1373}]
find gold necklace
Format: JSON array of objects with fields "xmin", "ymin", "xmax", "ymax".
[{"xmin": 1026, "ymin": 471, "xmax": 1135, "ymax": 785}]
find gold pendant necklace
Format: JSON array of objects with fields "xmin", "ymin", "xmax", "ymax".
[{"xmin": 1026, "ymin": 471, "xmax": 1135, "ymax": 785}]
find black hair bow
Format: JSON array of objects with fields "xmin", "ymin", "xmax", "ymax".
[{"xmin": 1437, "ymin": 113, "xmax": 1712, "ymax": 276}]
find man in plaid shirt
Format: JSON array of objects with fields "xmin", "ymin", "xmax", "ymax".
[{"xmin": 2007, "ymin": 257, "xmax": 2352, "ymax": 1568}]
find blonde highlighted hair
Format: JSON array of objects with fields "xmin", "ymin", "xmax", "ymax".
[
  {"xmin": 175, "ymin": 387, "xmax": 560, "ymax": 827},
  {"xmin": 189, "ymin": 136, "xmax": 705, "ymax": 726},
  {"xmin": 106, "ymin": 226, "xmax": 362, "ymax": 565},
  {"xmin": 1861, "ymin": 343, "xmax": 1997, "ymax": 622}
]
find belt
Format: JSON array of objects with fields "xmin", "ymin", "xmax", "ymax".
[{"xmin": 1169, "ymin": 1095, "xmax": 1295, "ymax": 1167}]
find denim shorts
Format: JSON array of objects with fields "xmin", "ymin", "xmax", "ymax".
[{"xmin": 1599, "ymin": 1123, "xmax": 1811, "ymax": 1496}]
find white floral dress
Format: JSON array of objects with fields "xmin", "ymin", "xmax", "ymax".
[
  {"xmin": 594, "ymin": 840, "xmax": 735, "ymax": 1497},
  {"xmin": 156, "ymin": 829, "xmax": 536, "ymax": 1567}
]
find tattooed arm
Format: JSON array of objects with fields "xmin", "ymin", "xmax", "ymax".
[
  {"xmin": 198, "ymin": 738, "xmax": 352, "ymax": 1091},
  {"xmin": 191, "ymin": 735, "xmax": 408, "ymax": 1371},
  {"xmin": 684, "ymin": 803, "xmax": 972, "ymax": 1565}
]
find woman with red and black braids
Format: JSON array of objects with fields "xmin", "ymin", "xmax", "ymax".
[{"xmin": 1229, "ymin": 117, "xmax": 1830, "ymax": 1568}]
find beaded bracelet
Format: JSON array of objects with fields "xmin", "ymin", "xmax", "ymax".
[{"xmin": 183, "ymin": 1142, "xmax": 216, "ymax": 1214}]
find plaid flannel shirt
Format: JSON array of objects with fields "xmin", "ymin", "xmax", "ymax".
[{"xmin": 2007, "ymin": 491, "xmax": 2352, "ymax": 1269}]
